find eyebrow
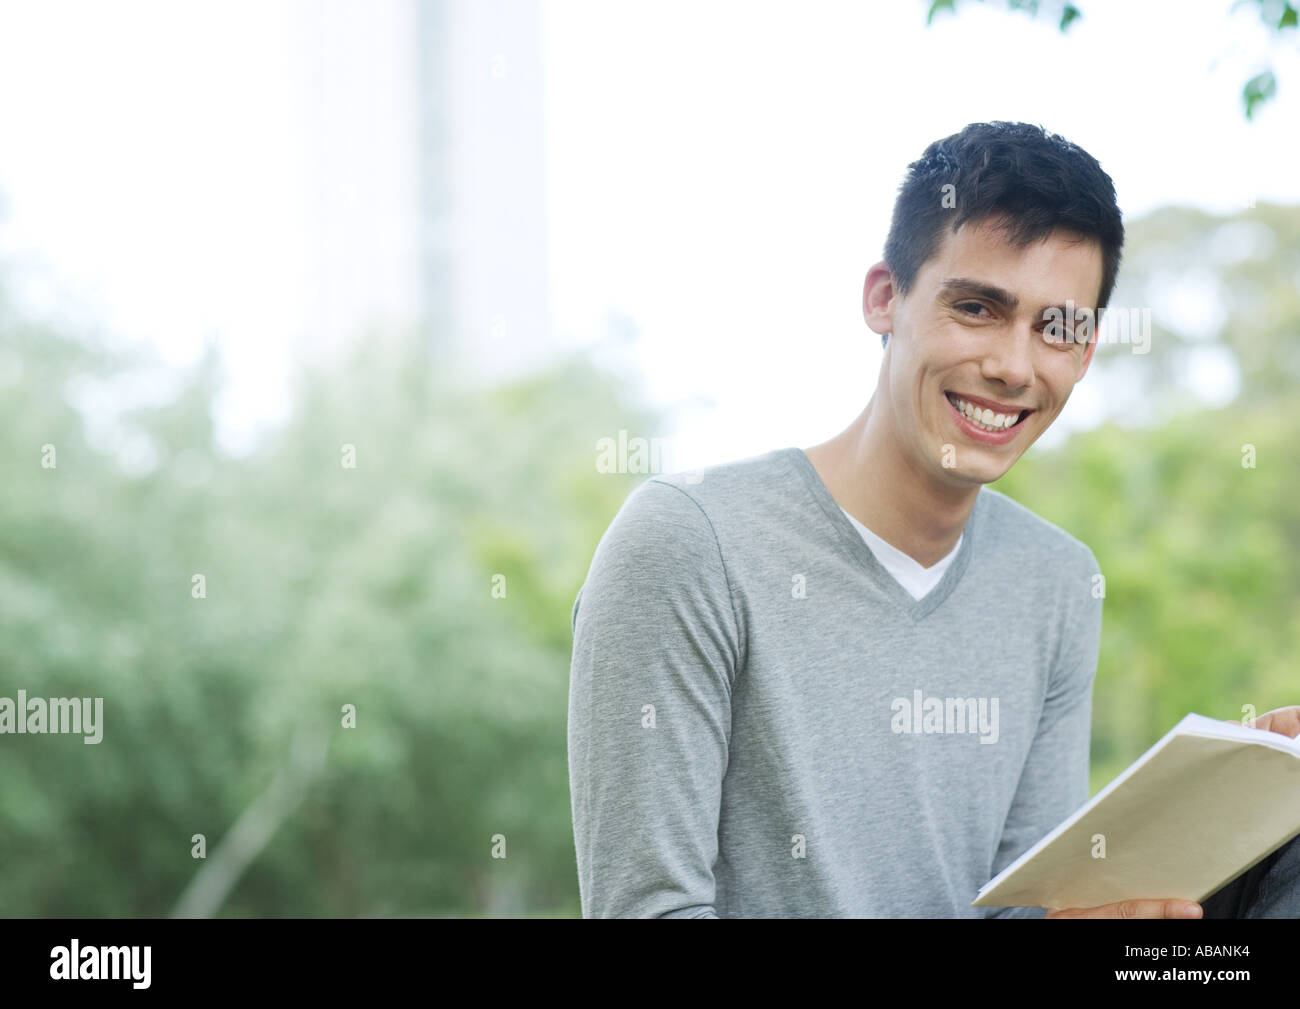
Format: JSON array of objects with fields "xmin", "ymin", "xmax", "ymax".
[
  {"xmin": 939, "ymin": 277, "xmax": 1080, "ymax": 319},
  {"xmin": 939, "ymin": 278, "xmax": 1019, "ymax": 310}
]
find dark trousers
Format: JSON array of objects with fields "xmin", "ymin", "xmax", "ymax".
[{"xmin": 1201, "ymin": 833, "xmax": 1300, "ymax": 918}]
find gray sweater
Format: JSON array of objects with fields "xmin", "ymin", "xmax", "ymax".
[{"xmin": 567, "ymin": 447, "xmax": 1103, "ymax": 917}]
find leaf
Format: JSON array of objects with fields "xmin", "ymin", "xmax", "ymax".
[
  {"xmin": 1281, "ymin": 3, "xmax": 1298, "ymax": 28},
  {"xmin": 1242, "ymin": 70, "xmax": 1278, "ymax": 119},
  {"xmin": 1059, "ymin": 3, "xmax": 1082, "ymax": 30},
  {"xmin": 926, "ymin": 0, "xmax": 957, "ymax": 26}
]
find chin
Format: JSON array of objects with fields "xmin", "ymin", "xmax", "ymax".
[
  {"xmin": 946, "ymin": 469, "xmax": 1003, "ymax": 487},
  {"xmin": 941, "ymin": 458, "xmax": 1015, "ymax": 487}
]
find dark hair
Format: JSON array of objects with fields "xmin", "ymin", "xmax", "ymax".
[{"xmin": 880, "ymin": 121, "xmax": 1124, "ymax": 348}]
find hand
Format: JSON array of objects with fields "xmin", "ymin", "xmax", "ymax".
[
  {"xmin": 1223, "ymin": 705, "xmax": 1300, "ymax": 738},
  {"xmin": 1046, "ymin": 899, "xmax": 1202, "ymax": 919}
]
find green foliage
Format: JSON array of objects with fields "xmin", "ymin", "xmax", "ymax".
[
  {"xmin": 1243, "ymin": 69, "xmax": 1279, "ymax": 119},
  {"xmin": 1096, "ymin": 203, "xmax": 1300, "ymax": 410},
  {"xmin": 926, "ymin": 0, "xmax": 1082, "ymax": 30},
  {"xmin": 0, "ymin": 301, "xmax": 656, "ymax": 915}
]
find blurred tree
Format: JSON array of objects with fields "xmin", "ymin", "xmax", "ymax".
[
  {"xmin": 1096, "ymin": 203, "xmax": 1300, "ymax": 409},
  {"xmin": 0, "ymin": 280, "xmax": 660, "ymax": 915}
]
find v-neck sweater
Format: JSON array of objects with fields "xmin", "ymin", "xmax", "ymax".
[
  {"xmin": 567, "ymin": 446, "xmax": 1103, "ymax": 918},
  {"xmin": 839, "ymin": 506, "xmax": 963, "ymax": 600}
]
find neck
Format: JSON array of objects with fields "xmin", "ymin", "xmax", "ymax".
[{"xmin": 804, "ymin": 394, "xmax": 978, "ymax": 568}]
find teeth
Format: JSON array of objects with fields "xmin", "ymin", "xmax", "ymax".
[{"xmin": 949, "ymin": 395, "xmax": 1022, "ymax": 432}]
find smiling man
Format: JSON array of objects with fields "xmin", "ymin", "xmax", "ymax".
[{"xmin": 567, "ymin": 121, "xmax": 1300, "ymax": 918}]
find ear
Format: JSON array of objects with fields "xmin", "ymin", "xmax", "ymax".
[{"xmin": 862, "ymin": 261, "xmax": 898, "ymax": 339}]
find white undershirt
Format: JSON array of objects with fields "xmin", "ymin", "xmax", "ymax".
[{"xmin": 839, "ymin": 506, "xmax": 963, "ymax": 600}]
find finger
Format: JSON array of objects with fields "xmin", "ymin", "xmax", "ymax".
[
  {"xmin": 1047, "ymin": 899, "xmax": 1201, "ymax": 919},
  {"xmin": 1256, "ymin": 707, "xmax": 1300, "ymax": 738}
]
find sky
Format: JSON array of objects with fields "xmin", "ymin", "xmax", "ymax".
[{"xmin": 0, "ymin": 0, "xmax": 1297, "ymax": 468}]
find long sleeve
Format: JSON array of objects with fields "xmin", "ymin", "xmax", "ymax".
[
  {"xmin": 567, "ymin": 478, "xmax": 742, "ymax": 918},
  {"xmin": 983, "ymin": 547, "xmax": 1104, "ymax": 919}
]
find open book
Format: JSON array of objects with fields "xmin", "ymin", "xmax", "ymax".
[{"xmin": 973, "ymin": 713, "xmax": 1300, "ymax": 909}]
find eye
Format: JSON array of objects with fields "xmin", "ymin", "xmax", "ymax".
[{"xmin": 956, "ymin": 301, "xmax": 990, "ymax": 317}]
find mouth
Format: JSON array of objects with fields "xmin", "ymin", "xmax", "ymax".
[{"xmin": 944, "ymin": 391, "xmax": 1034, "ymax": 440}]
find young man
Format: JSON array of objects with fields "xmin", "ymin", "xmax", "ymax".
[{"xmin": 567, "ymin": 121, "xmax": 1300, "ymax": 918}]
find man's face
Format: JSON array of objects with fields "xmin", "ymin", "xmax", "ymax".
[{"xmin": 870, "ymin": 217, "xmax": 1103, "ymax": 487}]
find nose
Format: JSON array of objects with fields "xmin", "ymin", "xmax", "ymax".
[{"xmin": 980, "ymin": 323, "xmax": 1035, "ymax": 392}]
